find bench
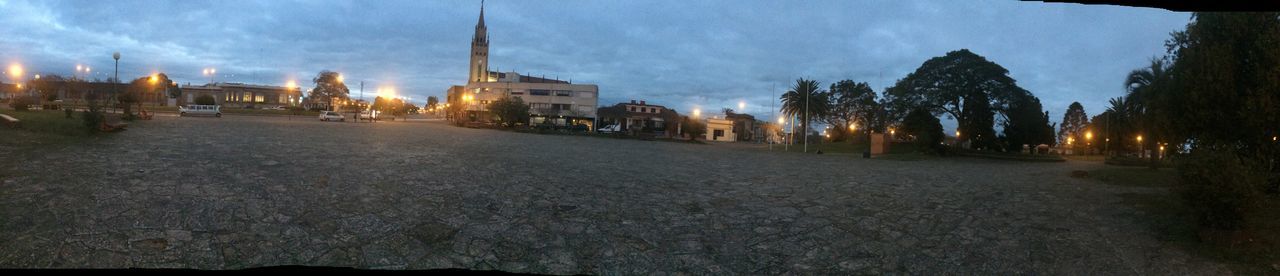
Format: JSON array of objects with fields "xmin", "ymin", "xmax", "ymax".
[
  {"xmin": 138, "ymin": 109, "xmax": 154, "ymax": 120},
  {"xmin": 0, "ymin": 113, "xmax": 20, "ymax": 129},
  {"xmin": 99, "ymin": 115, "xmax": 129, "ymax": 132}
]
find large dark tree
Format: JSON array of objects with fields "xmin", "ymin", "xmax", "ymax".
[
  {"xmin": 883, "ymin": 49, "xmax": 1029, "ymax": 149},
  {"xmin": 122, "ymin": 73, "xmax": 173, "ymax": 117},
  {"xmin": 1002, "ymin": 92, "xmax": 1056, "ymax": 150},
  {"xmin": 307, "ymin": 71, "xmax": 350, "ymax": 107},
  {"xmin": 427, "ymin": 96, "xmax": 439, "ymax": 110},
  {"xmin": 901, "ymin": 108, "xmax": 945, "ymax": 154},
  {"xmin": 1058, "ymin": 102, "xmax": 1090, "ymax": 148},
  {"xmin": 825, "ymin": 80, "xmax": 878, "ymax": 142},
  {"xmin": 1163, "ymin": 12, "xmax": 1280, "ymax": 231},
  {"xmin": 779, "ymin": 78, "xmax": 830, "ymax": 142},
  {"xmin": 1123, "ymin": 58, "xmax": 1176, "ymax": 161}
]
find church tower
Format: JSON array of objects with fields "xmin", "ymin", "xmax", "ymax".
[{"xmin": 468, "ymin": 0, "xmax": 490, "ymax": 83}]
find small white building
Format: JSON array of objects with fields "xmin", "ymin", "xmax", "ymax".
[{"xmin": 705, "ymin": 116, "xmax": 736, "ymax": 142}]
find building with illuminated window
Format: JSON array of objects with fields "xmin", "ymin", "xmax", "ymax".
[
  {"xmin": 446, "ymin": 2, "xmax": 599, "ymax": 128},
  {"xmin": 180, "ymin": 82, "xmax": 302, "ymax": 108}
]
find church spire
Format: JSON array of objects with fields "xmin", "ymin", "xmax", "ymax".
[
  {"xmin": 468, "ymin": 0, "xmax": 490, "ymax": 83},
  {"xmin": 477, "ymin": 0, "xmax": 485, "ymax": 28}
]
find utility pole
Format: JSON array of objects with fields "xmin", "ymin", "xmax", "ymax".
[
  {"xmin": 112, "ymin": 52, "xmax": 120, "ymax": 114},
  {"xmin": 803, "ymin": 81, "xmax": 809, "ymax": 153},
  {"xmin": 770, "ymin": 83, "xmax": 775, "ymax": 150}
]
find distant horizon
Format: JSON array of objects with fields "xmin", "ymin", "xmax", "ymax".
[{"xmin": 0, "ymin": 0, "xmax": 1190, "ymax": 130}]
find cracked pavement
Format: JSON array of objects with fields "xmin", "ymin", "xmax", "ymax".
[{"xmin": 0, "ymin": 115, "xmax": 1229, "ymax": 274}]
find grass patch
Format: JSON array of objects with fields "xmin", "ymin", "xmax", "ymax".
[
  {"xmin": 953, "ymin": 149, "xmax": 1065, "ymax": 162},
  {"xmin": 1091, "ymin": 167, "xmax": 1180, "ymax": 188},
  {"xmin": 1, "ymin": 110, "xmax": 94, "ymax": 137},
  {"xmin": 1097, "ymin": 167, "xmax": 1280, "ymax": 274}
]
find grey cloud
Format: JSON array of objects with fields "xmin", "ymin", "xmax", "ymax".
[{"xmin": 0, "ymin": 0, "xmax": 1188, "ymax": 128}]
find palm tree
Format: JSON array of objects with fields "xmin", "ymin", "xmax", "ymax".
[
  {"xmin": 1123, "ymin": 58, "xmax": 1173, "ymax": 167},
  {"xmin": 780, "ymin": 78, "xmax": 830, "ymax": 147}
]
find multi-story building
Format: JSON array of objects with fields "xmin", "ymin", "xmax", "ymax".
[
  {"xmin": 446, "ymin": 2, "xmax": 599, "ymax": 128},
  {"xmin": 725, "ymin": 112, "xmax": 757, "ymax": 142},
  {"xmin": 597, "ymin": 100, "xmax": 672, "ymax": 132}
]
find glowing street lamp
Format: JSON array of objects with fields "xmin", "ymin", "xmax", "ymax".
[
  {"xmin": 1136, "ymin": 135, "xmax": 1143, "ymax": 143},
  {"xmin": 848, "ymin": 123, "xmax": 856, "ymax": 132},
  {"xmin": 336, "ymin": 73, "xmax": 344, "ymax": 83},
  {"xmin": 7, "ymin": 63, "xmax": 22, "ymax": 79},
  {"xmin": 738, "ymin": 101, "xmax": 745, "ymax": 111},
  {"xmin": 692, "ymin": 108, "xmax": 701, "ymax": 118}
]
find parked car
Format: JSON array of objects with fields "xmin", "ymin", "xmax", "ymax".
[
  {"xmin": 319, "ymin": 111, "xmax": 345, "ymax": 122},
  {"xmin": 179, "ymin": 105, "xmax": 222, "ymax": 117},
  {"xmin": 597, "ymin": 124, "xmax": 621, "ymax": 134},
  {"xmin": 357, "ymin": 110, "xmax": 377, "ymax": 121}
]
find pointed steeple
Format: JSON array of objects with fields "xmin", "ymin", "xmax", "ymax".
[
  {"xmin": 468, "ymin": 0, "xmax": 491, "ymax": 83},
  {"xmin": 477, "ymin": 0, "xmax": 486, "ymax": 28}
]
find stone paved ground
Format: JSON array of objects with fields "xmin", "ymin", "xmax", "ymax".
[{"xmin": 0, "ymin": 115, "xmax": 1231, "ymax": 274}]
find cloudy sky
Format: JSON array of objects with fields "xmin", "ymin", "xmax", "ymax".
[{"xmin": 1, "ymin": 0, "xmax": 1189, "ymax": 128}]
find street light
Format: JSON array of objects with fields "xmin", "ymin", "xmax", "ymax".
[
  {"xmin": 692, "ymin": 108, "xmax": 700, "ymax": 118},
  {"xmin": 7, "ymin": 63, "xmax": 22, "ymax": 78},
  {"xmin": 112, "ymin": 52, "xmax": 120, "ymax": 112}
]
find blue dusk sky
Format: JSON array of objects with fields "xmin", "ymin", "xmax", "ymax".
[{"xmin": 0, "ymin": 0, "xmax": 1190, "ymax": 128}]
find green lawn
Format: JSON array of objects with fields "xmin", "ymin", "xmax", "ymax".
[
  {"xmin": 1095, "ymin": 167, "xmax": 1280, "ymax": 274},
  {"xmin": 1, "ymin": 109, "xmax": 94, "ymax": 137}
]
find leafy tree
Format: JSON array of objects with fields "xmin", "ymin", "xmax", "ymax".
[
  {"xmin": 486, "ymin": 96, "xmax": 530, "ymax": 127},
  {"xmin": 427, "ymin": 96, "xmax": 439, "ymax": 110},
  {"xmin": 681, "ymin": 115, "xmax": 706, "ymax": 140},
  {"xmin": 81, "ymin": 92, "xmax": 105, "ymax": 133},
  {"xmin": 1098, "ymin": 97, "xmax": 1134, "ymax": 154},
  {"xmin": 167, "ymin": 85, "xmax": 182, "ymax": 99},
  {"xmin": 1001, "ymin": 92, "xmax": 1056, "ymax": 150},
  {"xmin": 1163, "ymin": 12, "xmax": 1280, "ymax": 231},
  {"xmin": 121, "ymin": 73, "xmax": 174, "ymax": 117},
  {"xmin": 1058, "ymin": 102, "xmax": 1090, "ymax": 149},
  {"xmin": 1123, "ymin": 58, "xmax": 1176, "ymax": 163},
  {"xmin": 194, "ymin": 94, "xmax": 216, "ymax": 105},
  {"xmin": 29, "ymin": 74, "xmax": 67, "ymax": 102},
  {"xmin": 779, "ymin": 78, "xmax": 830, "ymax": 141},
  {"xmin": 660, "ymin": 108, "xmax": 682, "ymax": 135},
  {"xmin": 902, "ymin": 107, "xmax": 945, "ymax": 154},
  {"xmin": 825, "ymin": 80, "xmax": 878, "ymax": 142},
  {"xmin": 403, "ymin": 102, "xmax": 419, "ymax": 114},
  {"xmin": 883, "ymin": 49, "xmax": 1029, "ymax": 150},
  {"xmin": 960, "ymin": 92, "xmax": 998, "ymax": 150},
  {"xmin": 305, "ymin": 71, "xmax": 349, "ymax": 108}
]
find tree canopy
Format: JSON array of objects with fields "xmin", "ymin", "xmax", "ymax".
[
  {"xmin": 780, "ymin": 78, "xmax": 829, "ymax": 139},
  {"xmin": 825, "ymin": 80, "xmax": 878, "ymax": 141},
  {"xmin": 1058, "ymin": 102, "xmax": 1089, "ymax": 147},
  {"xmin": 883, "ymin": 49, "xmax": 1031, "ymax": 149},
  {"xmin": 307, "ymin": 71, "xmax": 349, "ymax": 104},
  {"xmin": 487, "ymin": 96, "xmax": 530, "ymax": 127}
]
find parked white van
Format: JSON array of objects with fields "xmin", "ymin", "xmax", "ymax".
[{"xmin": 179, "ymin": 105, "xmax": 222, "ymax": 117}]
